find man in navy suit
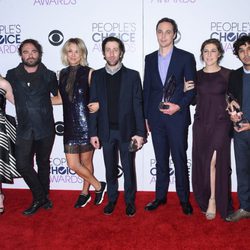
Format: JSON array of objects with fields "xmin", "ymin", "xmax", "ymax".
[
  {"xmin": 226, "ymin": 35, "xmax": 250, "ymax": 222},
  {"xmin": 143, "ymin": 17, "xmax": 196, "ymax": 215},
  {"xmin": 89, "ymin": 36, "xmax": 146, "ymax": 217}
]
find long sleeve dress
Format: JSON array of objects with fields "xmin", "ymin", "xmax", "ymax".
[{"xmin": 192, "ymin": 67, "xmax": 234, "ymax": 219}]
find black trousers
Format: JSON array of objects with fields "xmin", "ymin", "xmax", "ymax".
[
  {"xmin": 234, "ymin": 131, "xmax": 250, "ymax": 211},
  {"xmin": 102, "ymin": 130, "xmax": 136, "ymax": 205},
  {"xmin": 15, "ymin": 133, "xmax": 55, "ymax": 201}
]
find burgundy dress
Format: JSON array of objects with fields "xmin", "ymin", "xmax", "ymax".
[{"xmin": 192, "ymin": 67, "xmax": 233, "ymax": 219}]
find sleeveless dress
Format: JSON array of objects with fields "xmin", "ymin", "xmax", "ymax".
[
  {"xmin": 192, "ymin": 67, "xmax": 233, "ymax": 219},
  {"xmin": 59, "ymin": 65, "xmax": 93, "ymax": 153},
  {"xmin": 0, "ymin": 88, "xmax": 20, "ymax": 183}
]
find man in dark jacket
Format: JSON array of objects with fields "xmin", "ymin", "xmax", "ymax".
[
  {"xmin": 6, "ymin": 39, "xmax": 58, "ymax": 216},
  {"xmin": 227, "ymin": 35, "xmax": 250, "ymax": 222},
  {"xmin": 89, "ymin": 36, "xmax": 146, "ymax": 217}
]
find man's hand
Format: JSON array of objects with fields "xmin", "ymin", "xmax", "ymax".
[
  {"xmin": 229, "ymin": 110, "xmax": 243, "ymax": 123},
  {"xmin": 160, "ymin": 102, "xmax": 180, "ymax": 115},
  {"xmin": 234, "ymin": 122, "xmax": 250, "ymax": 132},
  {"xmin": 90, "ymin": 136, "xmax": 100, "ymax": 149},
  {"xmin": 131, "ymin": 135, "xmax": 145, "ymax": 149}
]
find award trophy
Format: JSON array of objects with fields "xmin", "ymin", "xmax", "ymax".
[
  {"xmin": 159, "ymin": 75, "xmax": 176, "ymax": 110},
  {"xmin": 226, "ymin": 93, "xmax": 249, "ymax": 128}
]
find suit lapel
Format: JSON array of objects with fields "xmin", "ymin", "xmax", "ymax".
[
  {"xmin": 119, "ymin": 66, "xmax": 127, "ymax": 114},
  {"xmin": 165, "ymin": 46, "xmax": 176, "ymax": 85},
  {"xmin": 152, "ymin": 51, "xmax": 163, "ymax": 86},
  {"xmin": 100, "ymin": 68, "xmax": 108, "ymax": 114}
]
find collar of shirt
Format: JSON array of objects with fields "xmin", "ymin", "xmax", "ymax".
[
  {"xmin": 243, "ymin": 67, "xmax": 250, "ymax": 74},
  {"xmin": 105, "ymin": 62, "xmax": 122, "ymax": 75}
]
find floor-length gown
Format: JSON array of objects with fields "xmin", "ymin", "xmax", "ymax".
[{"xmin": 192, "ymin": 67, "xmax": 234, "ymax": 219}]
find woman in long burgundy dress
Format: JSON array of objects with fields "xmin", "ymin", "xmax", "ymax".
[{"xmin": 191, "ymin": 38, "xmax": 234, "ymax": 220}]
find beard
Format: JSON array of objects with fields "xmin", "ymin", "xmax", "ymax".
[
  {"xmin": 22, "ymin": 57, "xmax": 41, "ymax": 67},
  {"xmin": 106, "ymin": 58, "xmax": 120, "ymax": 67}
]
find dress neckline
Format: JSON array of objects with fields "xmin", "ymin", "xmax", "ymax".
[{"xmin": 202, "ymin": 66, "xmax": 222, "ymax": 74}]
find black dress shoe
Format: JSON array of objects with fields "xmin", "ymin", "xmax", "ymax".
[
  {"xmin": 104, "ymin": 202, "xmax": 116, "ymax": 215},
  {"xmin": 126, "ymin": 203, "xmax": 136, "ymax": 217},
  {"xmin": 23, "ymin": 199, "xmax": 49, "ymax": 216},
  {"xmin": 144, "ymin": 199, "xmax": 166, "ymax": 211},
  {"xmin": 43, "ymin": 199, "xmax": 53, "ymax": 210},
  {"xmin": 180, "ymin": 201, "xmax": 193, "ymax": 215}
]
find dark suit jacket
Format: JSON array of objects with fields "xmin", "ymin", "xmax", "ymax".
[
  {"xmin": 89, "ymin": 65, "xmax": 146, "ymax": 143},
  {"xmin": 143, "ymin": 47, "xmax": 196, "ymax": 128},
  {"xmin": 228, "ymin": 67, "xmax": 244, "ymax": 106}
]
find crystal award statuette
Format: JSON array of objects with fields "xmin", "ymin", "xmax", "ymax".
[
  {"xmin": 159, "ymin": 75, "xmax": 176, "ymax": 110},
  {"xmin": 226, "ymin": 93, "xmax": 249, "ymax": 128}
]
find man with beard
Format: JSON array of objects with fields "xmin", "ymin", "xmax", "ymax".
[
  {"xmin": 226, "ymin": 35, "xmax": 250, "ymax": 222},
  {"xmin": 89, "ymin": 36, "xmax": 146, "ymax": 217},
  {"xmin": 6, "ymin": 39, "xmax": 58, "ymax": 216}
]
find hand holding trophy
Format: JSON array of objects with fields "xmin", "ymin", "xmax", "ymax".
[
  {"xmin": 159, "ymin": 75, "xmax": 176, "ymax": 110},
  {"xmin": 226, "ymin": 93, "xmax": 249, "ymax": 129}
]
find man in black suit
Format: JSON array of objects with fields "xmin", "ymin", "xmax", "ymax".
[
  {"xmin": 143, "ymin": 18, "xmax": 196, "ymax": 215},
  {"xmin": 226, "ymin": 35, "xmax": 250, "ymax": 222},
  {"xmin": 6, "ymin": 39, "xmax": 58, "ymax": 216},
  {"xmin": 89, "ymin": 36, "xmax": 146, "ymax": 217}
]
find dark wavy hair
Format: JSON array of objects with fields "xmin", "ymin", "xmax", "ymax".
[
  {"xmin": 18, "ymin": 39, "xmax": 43, "ymax": 57},
  {"xmin": 156, "ymin": 17, "xmax": 178, "ymax": 40},
  {"xmin": 102, "ymin": 36, "xmax": 125, "ymax": 59},
  {"xmin": 200, "ymin": 38, "xmax": 224, "ymax": 63},
  {"xmin": 233, "ymin": 35, "xmax": 250, "ymax": 56}
]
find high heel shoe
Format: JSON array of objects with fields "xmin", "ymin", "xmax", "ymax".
[
  {"xmin": 205, "ymin": 198, "xmax": 216, "ymax": 220},
  {"xmin": 0, "ymin": 193, "xmax": 4, "ymax": 214}
]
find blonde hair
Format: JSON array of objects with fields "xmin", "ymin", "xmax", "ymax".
[{"xmin": 61, "ymin": 38, "xmax": 88, "ymax": 66}]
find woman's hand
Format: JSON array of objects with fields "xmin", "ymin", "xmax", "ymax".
[
  {"xmin": 184, "ymin": 80, "xmax": 195, "ymax": 92},
  {"xmin": 88, "ymin": 102, "xmax": 99, "ymax": 113}
]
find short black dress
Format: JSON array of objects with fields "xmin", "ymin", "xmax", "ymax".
[
  {"xmin": 59, "ymin": 65, "xmax": 93, "ymax": 154},
  {"xmin": 0, "ymin": 88, "xmax": 20, "ymax": 183}
]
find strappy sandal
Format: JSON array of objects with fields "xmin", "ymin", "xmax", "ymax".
[{"xmin": 205, "ymin": 198, "xmax": 216, "ymax": 220}]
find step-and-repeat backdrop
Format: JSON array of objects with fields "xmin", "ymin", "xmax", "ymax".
[{"xmin": 1, "ymin": 0, "xmax": 249, "ymax": 191}]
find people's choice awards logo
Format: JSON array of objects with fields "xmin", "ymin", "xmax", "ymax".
[
  {"xmin": 50, "ymin": 157, "xmax": 83, "ymax": 184},
  {"xmin": 148, "ymin": 158, "xmax": 192, "ymax": 185},
  {"xmin": 210, "ymin": 22, "xmax": 250, "ymax": 52},
  {"xmin": 0, "ymin": 24, "xmax": 21, "ymax": 54},
  {"xmin": 48, "ymin": 30, "xmax": 64, "ymax": 46},
  {"xmin": 91, "ymin": 22, "xmax": 136, "ymax": 53}
]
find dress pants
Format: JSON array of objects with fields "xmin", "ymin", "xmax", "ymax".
[
  {"xmin": 102, "ymin": 130, "xmax": 136, "ymax": 205},
  {"xmin": 151, "ymin": 115, "xmax": 190, "ymax": 203},
  {"xmin": 234, "ymin": 130, "xmax": 250, "ymax": 211},
  {"xmin": 15, "ymin": 133, "xmax": 55, "ymax": 201}
]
